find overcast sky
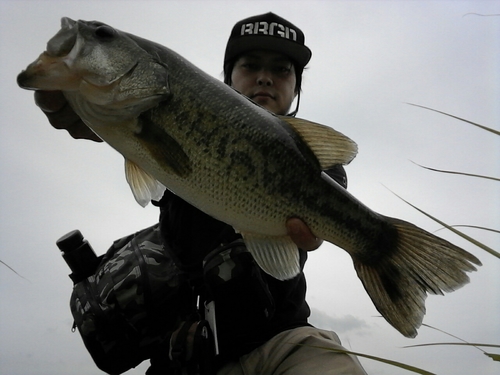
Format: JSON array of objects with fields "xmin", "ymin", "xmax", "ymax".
[{"xmin": 1, "ymin": 1, "xmax": 499, "ymax": 374}]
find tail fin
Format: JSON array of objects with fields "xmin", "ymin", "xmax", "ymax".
[{"xmin": 353, "ymin": 217, "xmax": 481, "ymax": 338}]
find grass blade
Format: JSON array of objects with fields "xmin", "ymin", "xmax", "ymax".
[
  {"xmin": 295, "ymin": 344, "xmax": 436, "ymax": 374},
  {"xmin": 404, "ymin": 342, "xmax": 500, "ymax": 349},
  {"xmin": 486, "ymin": 353, "xmax": 500, "ymax": 361},
  {"xmin": 402, "ymin": 324, "xmax": 500, "ymax": 362},
  {"xmin": 435, "ymin": 225, "xmax": 500, "ymax": 235},
  {"xmin": 406, "ymin": 103, "xmax": 500, "ymax": 136},
  {"xmin": 463, "ymin": 13, "xmax": 500, "ymax": 17},
  {"xmin": 411, "ymin": 161, "xmax": 500, "ymax": 182},
  {"xmin": 0, "ymin": 260, "xmax": 29, "ymax": 281},
  {"xmin": 386, "ymin": 188, "xmax": 500, "ymax": 259},
  {"xmin": 403, "ymin": 343, "xmax": 500, "ymax": 362}
]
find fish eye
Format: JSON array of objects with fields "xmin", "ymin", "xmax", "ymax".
[{"xmin": 95, "ymin": 25, "xmax": 116, "ymax": 39}]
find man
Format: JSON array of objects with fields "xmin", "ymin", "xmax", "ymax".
[{"xmin": 35, "ymin": 12, "xmax": 367, "ymax": 375}]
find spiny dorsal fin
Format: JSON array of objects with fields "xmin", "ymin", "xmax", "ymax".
[
  {"xmin": 240, "ymin": 232, "xmax": 300, "ymax": 280},
  {"xmin": 125, "ymin": 159, "xmax": 166, "ymax": 207},
  {"xmin": 280, "ymin": 116, "xmax": 358, "ymax": 170}
]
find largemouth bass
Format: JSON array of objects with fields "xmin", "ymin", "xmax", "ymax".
[{"xmin": 18, "ymin": 18, "xmax": 481, "ymax": 338}]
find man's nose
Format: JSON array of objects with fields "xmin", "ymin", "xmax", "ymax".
[{"xmin": 257, "ymin": 70, "xmax": 273, "ymax": 86}]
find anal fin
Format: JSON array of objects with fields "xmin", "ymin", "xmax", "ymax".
[{"xmin": 240, "ymin": 232, "xmax": 300, "ymax": 281}]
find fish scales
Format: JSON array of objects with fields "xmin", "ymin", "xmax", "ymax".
[
  {"xmin": 163, "ymin": 58, "xmax": 376, "ymax": 241},
  {"xmin": 138, "ymin": 50, "xmax": 359, "ymax": 243},
  {"xmin": 17, "ymin": 18, "xmax": 481, "ymax": 338},
  {"xmin": 145, "ymin": 92, "xmax": 376, "ymax": 251}
]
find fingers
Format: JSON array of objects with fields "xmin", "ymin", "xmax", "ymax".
[
  {"xmin": 286, "ymin": 217, "xmax": 323, "ymax": 251},
  {"xmin": 34, "ymin": 91, "xmax": 103, "ymax": 142},
  {"xmin": 34, "ymin": 90, "xmax": 67, "ymax": 112}
]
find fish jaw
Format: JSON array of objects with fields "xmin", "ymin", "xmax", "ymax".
[
  {"xmin": 16, "ymin": 51, "xmax": 80, "ymax": 91},
  {"xmin": 17, "ymin": 18, "xmax": 170, "ymax": 109},
  {"xmin": 17, "ymin": 18, "xmax": 81, "ymax": 91}
]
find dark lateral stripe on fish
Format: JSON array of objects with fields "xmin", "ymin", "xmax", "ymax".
[{"xmin": 137, "ymin": 112, "xmax": 192, "ymax": 177}]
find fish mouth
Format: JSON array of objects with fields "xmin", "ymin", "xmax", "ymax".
[
  {"xmin": 17, "ymin": 17, "xmax": 80, "ymax": 90},
  {"xmin": 17, "ymin": 18, "xmax": 136, "ymax": 91}
]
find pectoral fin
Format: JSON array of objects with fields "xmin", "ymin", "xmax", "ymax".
[
  {"xmin": 125, "ymin": 159, "xmax": 166, "ymax": 207},
  {"xmin": 280, "ymin": 116, "xmax": 358, "ymax": 170},
  {"xmin": 240, "ymin": 232, "xmax": 300, "ymax": 280}
]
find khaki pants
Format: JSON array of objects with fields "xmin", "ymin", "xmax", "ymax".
[{"xmin": 217, "ymin": 326, "xmax": 368, "ymax": 375}]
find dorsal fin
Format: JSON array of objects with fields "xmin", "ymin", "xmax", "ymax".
[
  {"xmin": 280, "ymin": 116, "xmax": 358, "ymax": 170},
  {"xmin": 125, "ymin": 159, "xmax": 166, "ymax": 207}
]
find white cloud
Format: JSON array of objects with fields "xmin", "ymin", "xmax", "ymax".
[{"xmin": 309, "ymin": 308, "xmax": 370, "ymax": 335}]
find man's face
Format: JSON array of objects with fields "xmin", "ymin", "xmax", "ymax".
[{"xmin": 230, "ymin": 50, "xmax": 297, "ymax": 115}]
